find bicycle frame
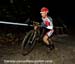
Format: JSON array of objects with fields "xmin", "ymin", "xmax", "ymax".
[{"xmin": 33, "ymin": 23, "xmax": 45, "ymax": 41}]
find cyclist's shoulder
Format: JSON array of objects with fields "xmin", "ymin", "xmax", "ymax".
[
  {"xmin": 48, "ymin": 16, "xmax": 53, "ymax": 22},
  {"xmin": 48, "ymin": 16, "xmax": 52, "ymax": 18}
]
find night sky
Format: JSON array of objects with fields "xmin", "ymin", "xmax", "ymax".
[{"xmin": 0, "ymin": 0, "xmax": 75, "ymax": 28}]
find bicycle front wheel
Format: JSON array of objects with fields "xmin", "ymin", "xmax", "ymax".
[{"xmin": 21, "ymin": 30, "xmax": 37, "ymax": 55}]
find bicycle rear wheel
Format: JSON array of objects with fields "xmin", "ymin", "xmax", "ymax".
[{"xmin": 21, "ymin": 30, "xmax": 37, "ymax": 55}]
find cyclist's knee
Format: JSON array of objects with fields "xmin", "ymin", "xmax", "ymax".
[{"xmin": 43, "ymin": 35, "xmax": 48, "ymax": 42}]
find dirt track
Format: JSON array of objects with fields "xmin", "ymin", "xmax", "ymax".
[{"xmin": 0, "ymin": 30, "xmax": 75, "ymax": 64}]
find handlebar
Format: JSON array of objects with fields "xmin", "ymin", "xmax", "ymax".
[{"xmin": 33, "ymin": 21, "xmax": 41, "ymax": 27}]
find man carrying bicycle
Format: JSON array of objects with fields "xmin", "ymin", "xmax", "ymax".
[{"xmin": 40, "ymin": 7, "xmax": 55, "ymax": 51}]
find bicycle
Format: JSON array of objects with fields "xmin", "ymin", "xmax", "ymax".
[{"xmin": 21, "ymin": 21, "xmax": 54, "ymax": 55}]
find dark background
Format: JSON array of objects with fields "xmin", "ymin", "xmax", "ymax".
[{"xmin": 0, "ymin": 0, "xmax": 75, "ymax": 33}]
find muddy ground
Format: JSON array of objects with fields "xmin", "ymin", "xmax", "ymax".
[{"xmin": 0, "ymin": 27, "xmax": 75, "ymax": 64}]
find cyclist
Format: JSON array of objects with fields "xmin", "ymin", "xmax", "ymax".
[{"xmin": 40, "ymin": 7, "xmax": 55, "ymax": 51}]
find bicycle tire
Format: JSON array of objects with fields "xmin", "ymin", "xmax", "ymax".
[{"xmin": 21, "ymin": 30, "xmax": 37, "ymax": 55}]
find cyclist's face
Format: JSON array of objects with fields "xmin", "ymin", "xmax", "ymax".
[{"xmin": 40, "ymin": 12, "xmax": 47, "ymax": 18}]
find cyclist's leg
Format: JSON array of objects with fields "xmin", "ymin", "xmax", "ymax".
[
  {"xmin": 43, "ymin": 29, "xmax": 55, "ymax": 50},
  {"xmin": 42, "ymin": 28, "xmax": 50, "ymax": 45},
  {"xmin": 43, "ymin": 35, "xmax": 49, "ymax": 45},
  {"xmin": 42, "ymin": 29, "xmax": 51, "ymax": 45},
  {"xmin": 46, "ymin": 29, "xmax": 55, "ymax": 50}
]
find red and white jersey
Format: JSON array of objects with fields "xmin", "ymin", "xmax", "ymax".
[{"xmin": 42, "ymin": 17, "xmax": 53, "ymax": 29}]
